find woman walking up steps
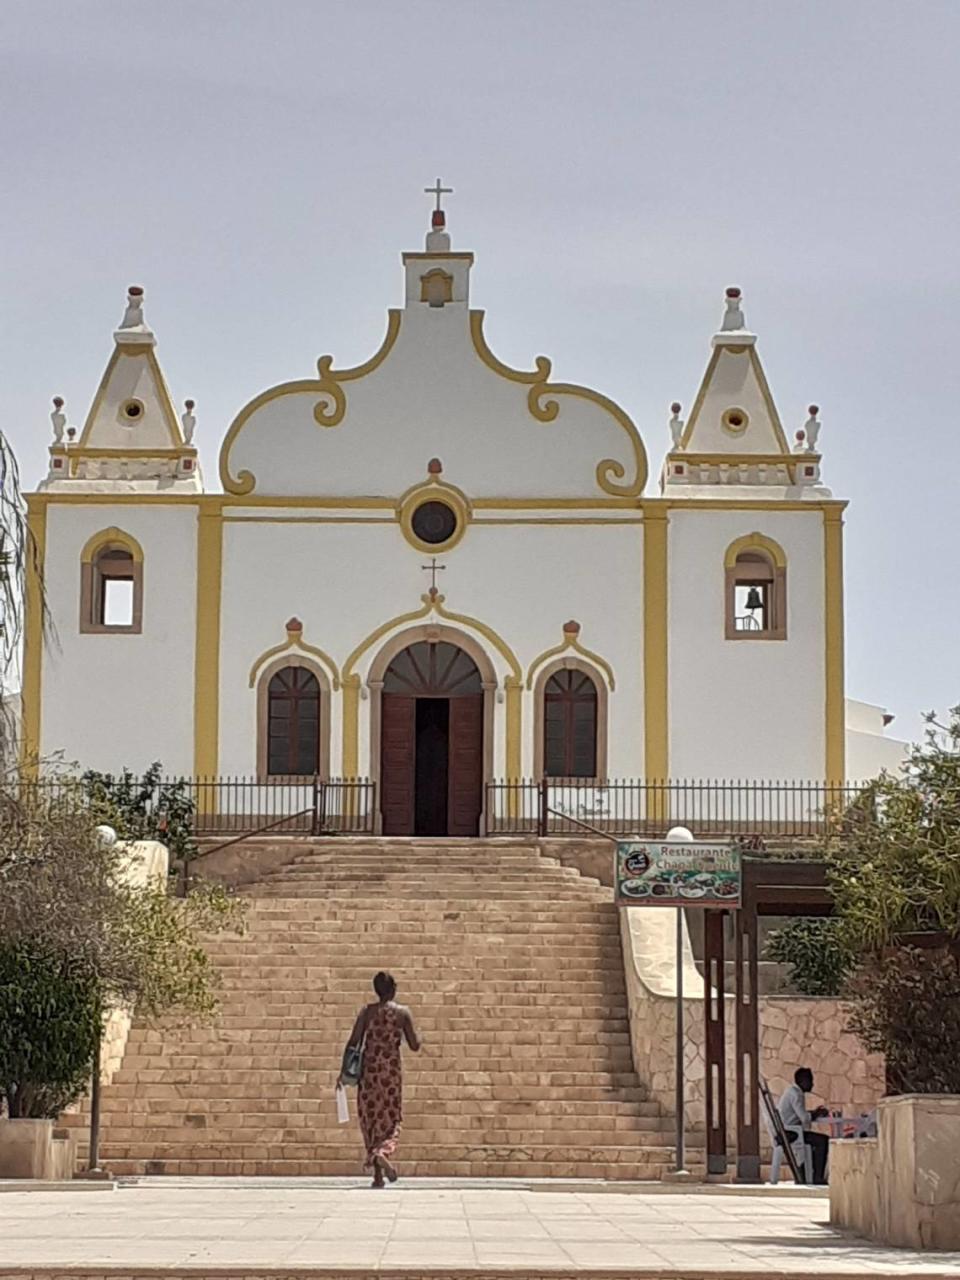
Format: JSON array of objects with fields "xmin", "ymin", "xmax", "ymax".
[{"xmin": 340, "ymin": 971, "xmax": 421, "ymax": 1188}]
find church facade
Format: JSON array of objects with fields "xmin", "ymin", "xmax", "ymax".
[{"xmin": 21, "ymin": 204, "xmax": 847, "ymax": 836}]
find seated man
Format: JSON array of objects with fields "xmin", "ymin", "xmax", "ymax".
[{"xmin": 777, "ymin": 1067, "xmax": 830, "ymax": 1184}]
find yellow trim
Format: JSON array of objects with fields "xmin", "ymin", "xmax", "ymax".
[
  {"xmin": 19, "ymin": 499, "xmax": 47, "ymax": 771},
  {"xmin": 341, "ymin": 675, "xmax": 361, "ymax": 777},
  {"xmin": 79, "ymin": 526, "xmax": 145, "ymax": 566},
  {"xmin": 670, "ymin": 452, "xmax": 814, "ymax": 467},
  {"xmin": 193, "ymin": 503, "xmax": 223, "ymax": 784},
  {"xmin": 823, "ymin": 508, "xmax": 846, "ymax": 786},
  {"xmin": 68, "ymin": 447, "xmax": 196, "ymax": 460},
  {"xmin": 643, "ymin": 508, "xmax": 669, "ymax": 788},
  {"xmin": 397, "ymin": 474, "xmax": 473, "ymax": 553},
  {"xmin": 679, "ymin": 345, "xmax": 791, "ymax": 455},
  {"xmin": 723, "ymin": 531, "xmax": 788, "ymax": 571},
  {"xmin": 218, "ymin": 310, "xmax": 402, "ymax": 495},
  {"xmin": 78, "ymin": 345, "xmax": 184, "ymax": 450},
  {"xmin": 469, "ymin": 310, "xmax": 648, "ymax": 498},
  {"xmin": 342, "ymin": 592, "xmax": 522, "ymax": 686},
  {"xmin": 505, "ymin": 678, "xmax": 522, "ymax": 784},
  {"xmin": 525, "ymin": 625, "xmax": 616, "ymax": 691},
  {"xmin": 248, "ymin": 624, "xmax": 341, "ymax": 690}
]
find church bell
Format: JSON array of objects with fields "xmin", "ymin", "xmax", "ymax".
[{"xmin": 745, "ymin": 586, "xmax": 764, "ymax": 612}]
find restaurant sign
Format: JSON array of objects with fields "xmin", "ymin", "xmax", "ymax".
[{"xmin": 615, "ymin": 839, "xmax": 741, "ymax": 908}]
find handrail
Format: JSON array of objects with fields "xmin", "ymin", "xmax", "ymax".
[
  {"xmin": 179, "ymin": 807, "xmax": 315, "ymax": 897},
  {"xmin": 543, "ymin": 806, "xmax": 619, "ymax": 845}
]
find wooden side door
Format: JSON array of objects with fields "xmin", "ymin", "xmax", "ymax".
[
  {"xmin": 381, "ymin": 693, "xmax": 416, "ymax": 835},
  {"xmin": 447, "ymin": 694, "xmax": 483, "ymax": 837}
]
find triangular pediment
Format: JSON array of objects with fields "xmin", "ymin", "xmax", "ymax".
[{"xmin": 679, "ymin": 342, "xmax": 790, "ymax": 457}]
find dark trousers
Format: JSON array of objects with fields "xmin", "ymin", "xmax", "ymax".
[{"xmin": 782, "ymin": 1128, "xmax": 829, "ymax": 1184}]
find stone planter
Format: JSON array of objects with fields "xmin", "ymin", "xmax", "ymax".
[
  {"xmin": 830, "ymin": 1094, "xmax": 960, "ymax": 1249},
  {"xmin": 0, "ymin": 1118, "xmax": 77, "ymax": 1180}
]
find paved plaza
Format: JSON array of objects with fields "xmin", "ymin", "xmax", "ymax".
[{"xmin": 0, "ymin": 1179, "xmax": 959, "ymax": 1276}]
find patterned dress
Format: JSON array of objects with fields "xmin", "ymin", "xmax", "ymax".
[{"xmin": 357, "ymin": 1002, "xmax": 404, "ymax": 1169}]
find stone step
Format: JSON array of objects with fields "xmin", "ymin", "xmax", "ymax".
[
  {"xmin": 93, "ymin": 1156, "xmax": 680, "ymax": 1179},
  {"xmin": 101, "ymin": 1080, "xmax": 647, "ymax": 1102}
]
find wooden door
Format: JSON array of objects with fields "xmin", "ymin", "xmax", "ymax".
[
  {"xmin": 447, "ymin": 694, "xmax": 483, "ymax": 837},
  {"xmin": 381, "ymin": 693, "xmax": 416, "ymax": 835}
]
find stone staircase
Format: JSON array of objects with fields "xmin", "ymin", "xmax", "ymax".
[{"xmin": 70, "ymin": 837, "xmax": 692, "ymax": 1179}]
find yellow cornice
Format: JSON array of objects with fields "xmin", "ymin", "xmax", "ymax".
[
  {"xmin": 469, "ymin": 310, "xmax": 648, "ymax": 498},
  {"xmin": 525, "ymin": 624, "xmax": 615, "ymax": 691},
  {"xmin": 670, "ymin": 452, "xmax": 814, "ymax": 467},
  {"xmin": 342, "ymin": 592, "xmax": 522, "ymax": 687},
  {"xmin": 248, "ymin": 622, "xmax": 341, "ymax": 691},
  {"xmin": 218, "ymin": 309, "xmax": 402, "ymax": 495}
]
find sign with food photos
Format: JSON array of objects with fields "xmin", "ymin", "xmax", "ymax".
[{"xmin": 615, "ymin": 840, "xmax": 741, "ymax": 908}]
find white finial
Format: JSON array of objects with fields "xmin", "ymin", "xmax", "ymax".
[
  {"xmin": 669, "ymin": 402, "xmax": 685, "ymax": 449},
  {"xmin": 720, "ymin": 286, "xmax": 745, "ymax": 332},
  {"xmin": 50, "ymin": 397, "xmax": 66, "ymax": 443},
  {"xmin": 803, "ymin": 404, "xmax": 821, "ymax": 451},
  {"xmin": 120, "ymin": 285, "xmax": 145, "ymax": 330},
  {"xmin": 181, "ymin": 399, "xmax": 196, "ymax": 445}
]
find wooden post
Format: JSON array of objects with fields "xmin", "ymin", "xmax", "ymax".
[
  {"xmin": 86, "ymin": 1035, "xmax": 103, "ymax": 1175},
  {"xmin": 734, "ymin": 898, "xmax": 761, "ymax": 1182},
  {"xmin": 704, "ymin": 909, "xmax": 727, "ymax": 1175}
]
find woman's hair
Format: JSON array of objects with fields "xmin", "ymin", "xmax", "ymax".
[{"xmin": 373, "ymin": 971, "xmax": 397, "ymax": 1001}]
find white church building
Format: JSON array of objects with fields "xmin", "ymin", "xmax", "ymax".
[{"xmin": 20, "ymin": 196, "xmax": 903, "ymax": 835}]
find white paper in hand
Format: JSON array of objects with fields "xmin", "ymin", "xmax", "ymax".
[{"xmin": 335, "ymin": 1085, "xmax": 350, "ymax": 1125}]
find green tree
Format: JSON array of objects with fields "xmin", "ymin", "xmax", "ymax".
[
  {"xmin": 765, "ymin": 917, "xmax": 853, "ymax": 997},
  {"xmin": 826, "ymin": 708, "xmax": 960, "ymax": 1092},
  {"xmin": 0, "ymin": 768, "xmax": 244, "ymax": 1118}
]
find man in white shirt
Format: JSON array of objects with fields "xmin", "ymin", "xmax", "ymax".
[{"xmin": 777, "ymin": 1067, "xmax": 830, "ymax": 1184}]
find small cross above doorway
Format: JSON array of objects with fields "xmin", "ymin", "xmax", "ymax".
[{"xmin": 421, "ymin": 556, "xmax": 446, "ymax": 598}]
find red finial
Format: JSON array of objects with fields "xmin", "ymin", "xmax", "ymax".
[
  {"xmin": 796, "ymin": 429, "xmax": 806, "ymax": 442},
  {"xmin": 427, "ymin": 457, "xmax": 443, "ymax": 475},
  {"xmin": 726, "ymin": 286, "xmax": 741, "ymax": 299},
  {"xmin": 185, "ymin": 398, "xmax": 195, "ymax": 411},
  {"xmin": 285, "ymin": 616, "xmax": 303, "ymax": 633},
  {"xmin": 671, "ymin": 402, "xmax": 682, "ymax": 414},
  {"xmin": 128, "ymin": 285, "xmax": 144, "ymax": 297},
  {"xmin": 563, "ymin": 619, "xmax": 581, "ymax": 636},
  {"xmin": 808, "ymin": 404, "xmax": 819, "ymax": 416},
  {"xmin": 52, "ymin": 396, "xmax": 64, "ymax": 408},
  {"xmin": 432, "ymin": 209, "xmax": 445, "ymax": 229}
]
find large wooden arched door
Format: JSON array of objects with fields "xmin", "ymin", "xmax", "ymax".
[{"xmin": 380, "ymin": 641, "xmax": 483, "ymax": 837}]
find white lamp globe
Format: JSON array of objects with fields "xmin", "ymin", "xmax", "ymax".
[
  {"xmin": 96, "ymin": 824, "xmax": 118, "ymax": 847},
  {"xmin": 665, "ymin": 825, "xmax": 695, "ymax": 843}
]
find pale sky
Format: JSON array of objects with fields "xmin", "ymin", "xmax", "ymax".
[{"xmin": 2, "ymin": 1, "xmax": 958, "ymax": 742}]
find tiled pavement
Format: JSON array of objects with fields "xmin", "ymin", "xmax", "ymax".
[{"xmin": 0, "ymin": 1179, "xmax": 958, "ymax": 1276}]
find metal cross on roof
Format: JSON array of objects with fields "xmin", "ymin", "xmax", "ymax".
[{"xmin": 424, "ymin": 178, "xmax": 453, "ymax": 213}]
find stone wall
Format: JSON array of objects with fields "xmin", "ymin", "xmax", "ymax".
[
  {"xmin": 831, "ymin": 1095, "xmax": 960, "ymax": 1249},
  {"xmin": 620, "ymin": 906, "xmax": 885, "ymax": 1158}
]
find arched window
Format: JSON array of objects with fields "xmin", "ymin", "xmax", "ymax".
[
  {"xmin": 543, "ymin": 668, "xmax": 599, "ymax": 778},
  {"xmin": 80, "ymin": 529, "xmax": 143, "ymax": 634},
  {"xmin": 724, "ymin": 534, "xmax": 787, "ymax": 640},
  {"xmin": 267, "ymin": 666, "xmax": 321, "ymax": 776}
]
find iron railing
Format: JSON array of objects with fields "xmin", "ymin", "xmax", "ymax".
[
  {"xmin": 19, "ymin": 774, "xmax": 378, "ymax": 838},
  {"xmin": 485, "ymin": 778, "xmax": 867, "ymax": 839}
]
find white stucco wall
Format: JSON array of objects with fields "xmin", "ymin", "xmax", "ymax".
[
  {"xmin": 845, "ymin": 698, "xmax": 909, "ymax": 781},
  {"xmin": 39, "ymin": 503, "xmax": 197, "ymax": 773},
  {"xmin": 217, "ymin": 510, "xmax": 645, "ymax": 778},
  {"xmin": 667, "ymin": 507, "xmax": 826, "ymax": 780}
]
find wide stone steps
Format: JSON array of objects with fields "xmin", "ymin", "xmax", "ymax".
[{"xmin": 80, "ymin": 837, "xmax": 695, "ymax": 1180}]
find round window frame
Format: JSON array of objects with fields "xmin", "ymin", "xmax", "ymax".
[
  {"xmin": 398, "ymin": 481, "xmax": 471, "ymax": 554},
  {"xmin": 119, "ymin": 397, "xmax": 146, "ymax": 425},
  {"xmin": 721, "ymin": 406, "xmax": 750, "ymax": 436}
]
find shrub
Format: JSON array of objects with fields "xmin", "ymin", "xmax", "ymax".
[
  {"xmin": 0, "ymin": 942, "xmax": 102, "ymax": 1118},
  {"xmin": 765, "ymin": 917, "xmax": 853, "ymax": 997}
]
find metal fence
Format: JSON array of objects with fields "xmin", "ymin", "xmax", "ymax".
[
  {"xmin": 21, "ymin": 774, "xmax": 378, "ymax": 839},
  {"xmin": 186, "ymin": 776, "xmax": 376, "ymax": 837},
  {"xmin": 485, "ymin": 778, "xmax": 867, "ymax": 839}
]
